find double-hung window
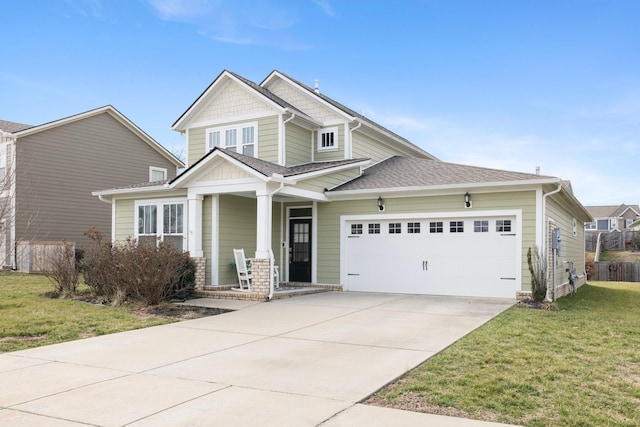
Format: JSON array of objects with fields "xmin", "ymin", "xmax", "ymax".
[
  {"xmin": 136, "ymin": 200, "xmax": 186, "ymax": 251},
  {"xmin": 207, "ymin": 122, "xmax": 257, "ymax": 157}
]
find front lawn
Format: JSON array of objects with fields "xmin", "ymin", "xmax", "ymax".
[
  {"xmin": 0, "ymin": 272, "xmax": 178, "ymax": 352},
  {"xmin": 368, "ymin": 281, "xmax": 640, "ymax": 426}
]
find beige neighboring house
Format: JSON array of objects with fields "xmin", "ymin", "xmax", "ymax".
[
  {"xmin": 584, "ymin": 204, "xmax": 640, "ymax": 232},
  {"xmin": 94, "ymin": 70, "xmax": 592, "ymax": 300},
  {"xmin": 0, "ymin": 105, "xmax": 184, "ymax": 270}
]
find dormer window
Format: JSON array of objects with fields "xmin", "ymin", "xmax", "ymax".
[
  {"xmin": 317, "ymin": 127, "xmax": 338, "ymax": 151},
  {"xmin": 207, "ymin": 122, "xmax": 257, "ymax": 157},
  {"xmin": 149, "ymin": 167, "xmax": 167, "ymax": 182}
]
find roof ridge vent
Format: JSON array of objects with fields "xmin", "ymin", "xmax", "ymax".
[{"xmin": 314, "ymin": 79, "xmax": 320, "ymax": 94}]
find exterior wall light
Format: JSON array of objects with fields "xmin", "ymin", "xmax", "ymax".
[
  {"xmin": 378, "ymin": 196, "xmax": 385, "ymax": 212},
  {"xmin": 464, "ymin": 192, "xmax": 472, "ymax": 208}
]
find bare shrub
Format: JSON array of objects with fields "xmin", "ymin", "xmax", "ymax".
[
  {"xmin": 527, "ymin": 245, "xmax": 548, "ymax": 303},
  {"xmin": 81, "ymin": 229, "xmax": 196, "ymax": 306},
  {"xmin": 42, "ymin": 242, "xmax": 79, "ymax": 296}
]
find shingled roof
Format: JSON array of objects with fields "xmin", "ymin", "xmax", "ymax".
[
  {"xmin": 330, "ymin": 156, "xmax": 554, "ymax": 191},
  {"xmin": 0, "ymin": 119, "xmax": 33, "ymax": 133},
  {"xmin": 585, "ymin": 204, "xmax": 640, "ymax": 218}
]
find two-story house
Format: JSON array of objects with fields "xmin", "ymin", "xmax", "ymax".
[
  {"xmin": 94, "ymin": 70, "xmax": 591, "ymax": 300},
  {"xmin": 0, "ymin": 105, "xmax": 184, "ymax": 270},
  {"xmin": 584, "ymin": 204, "xmax": 640, "ymax": 232}
]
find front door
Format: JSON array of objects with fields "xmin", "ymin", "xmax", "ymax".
[{"xmin": 289, "ymin": 218, "xmax": 312, "ymax": 282}]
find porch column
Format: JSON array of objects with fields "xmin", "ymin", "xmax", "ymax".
[
  {"xmin": 187, "ymin": 194, "xmax": 203, "ymax": 258},
  {"xmin": 255, "ymin": 185, "xmax": 273, "ymax": 259}
]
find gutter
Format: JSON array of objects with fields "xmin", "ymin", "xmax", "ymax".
[
  {"xmin": 542, "ymin": 183, "xmax": 563, "ymax": 301},
  {"xmin": 347, "ymin": 120, "xmax": 362, "ymax": 159}
]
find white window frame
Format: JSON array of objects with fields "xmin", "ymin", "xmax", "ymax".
[
  {"xmin": 206, "ymin": 122, "xmax": 258, "ymax": 157},
  {"xmin": 0, "ymin": 143, "xmax": 7, "ymax": 182},
  {"xmin": 149, "ymin": 166, "xmax": 167, "ymax": 182},
  {"xmin": 584, "ymin": 222, "xmax": 596, "ymax": 230},
  {"xmin": 135, "ymin": 199, "xmax": 187, "ymax": 251},
  {"xmin": 317, "ymin": 127, "xmax": 338, "ymax": 151}
]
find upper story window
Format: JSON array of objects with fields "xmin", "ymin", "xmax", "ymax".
[
  {"xmin": 0, "ymin": 144, "xmax": 6, "ymax": 181},
  {"xmin": 584, "ymin": 222, "xmax": 596, "ymax": 230},
  {"xmin": 317, "ymin": 127, "xmax": 338, "ymax": 151},
  {"xmin": 207, "ymin": 122, "xmax": 257, "ymax": 157},
  {"xmin": 149, "ymin": 167, "xmax": 167, "ymax": 182}
]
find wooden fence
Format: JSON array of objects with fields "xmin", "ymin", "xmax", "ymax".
[
  {"xmin": 16, "ymin": 241, "xmax": 75, "ymax": 273},
  {"xmin": 586, "ymin": 231, "xmax": 639, "ymax": 252},
  {"xmin": 591, "ymin": 262, "xmax": 640, "ymax": 282}
]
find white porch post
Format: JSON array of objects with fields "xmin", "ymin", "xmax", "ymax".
[
  {"xmin": 255, "ymin": 184, "xmax": 273, "ymax": 259},
  {"xmin": 187, "ymin": 193, "xmax": 203, "ymax": 257}
]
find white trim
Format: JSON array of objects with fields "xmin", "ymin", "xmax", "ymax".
[
  {"xmin": 312, "ymin": 201, "xmax": 318, "ymax": 283},
  {"xmin": 339, "ymin": 209, "xmax": 523, "ymax": 290},
  {"xmin": 278, "ymin": 186, "xmax": 330, "ymax": 202},
  {"xmin": 285, "ymin": 205, "xmax": 314, "ymax": 282},
  {"xmin": 149, "ymin": 166, "xmax": 167, "ymax": 182},
  {"xmin": 111, "ymin": 200, "xmax": 116, "ymax": 242},
  {"xmin": 211, "ymin": 194, "xmax": 219, "ymax": 286},
  {"xmin": 317, "ymin": 126, "xmax": 339, "ymax": 151},
  {"xmin": 134, "ymin": 198, "xmax": 188, "ymax": 250}
]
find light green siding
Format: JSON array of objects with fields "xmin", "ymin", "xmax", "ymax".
[
  {"xmin": 314, "ymin": 124, "xmax": 345, "ymax": 162},
  {"xmin": 187, "ymin": 127, "xmax": 206, "ymax": 167},
  {"xmin": 257, "ymin": 116, "xmax": 279, "ymax": 163},
  {"xmin": 546, "ymin": 196, "xmax": 586, "ymax": 289},
  {"xmin": 114, "ymin": 199, "xmax": 135, "ymax": 241},
  {"xmin": 285, "ymin": 123, "xmax": 312, "ymax": 165},
  {"xmin": 187, "ymin": 116, "xmax": 279, "ymax": 167},
  {"xmin": 316, "ymin": 191, "xmax": 538, "ymax": 289},
  {"xmin": 352, "ymin": 131, "xmax": 410, "ymax": 162},
  {"xmin": 296, "ymin": 167, "xmax": 362, "ymax": 193},
  {"xmin": 218, "ymin": 195, "xmax": 257, "ymax": 285}
]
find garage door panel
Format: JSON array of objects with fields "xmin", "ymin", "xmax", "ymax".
[{"xmin": 345, "ymin": 216, "xmax": 518, "ymax": 298}]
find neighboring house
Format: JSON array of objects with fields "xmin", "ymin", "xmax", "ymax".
[
  {"xmin": 0, "ymin": 105, "xmax": 184, "ymax": 269},
  {"xmin": 94, "ymin": 70, "xmax": 591, "ymax": 300},
  {"xmin": 629, "ymin": 219, "xmax": 640, "ymax": 232},
  {"xmin": 584, "ymin": 204, "xmax": 640, "ymax": 232}
]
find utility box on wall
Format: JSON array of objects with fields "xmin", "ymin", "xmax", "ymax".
[{"xmin": 552, "ymin": 228, "xmax": 561, "ymax": 253}]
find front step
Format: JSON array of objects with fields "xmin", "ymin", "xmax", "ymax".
[{"xmin": 193, "ymin": 283, "xmax": 336, "ymax": 301}]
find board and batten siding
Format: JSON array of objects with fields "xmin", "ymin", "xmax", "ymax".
[
  {"xmin": 316, "ymin": 191, "xmax": 538, "ymax": 290},
  {"xmin": 285, "ymin": 122, "xmax": 312, "ymax": 166},
  {"xmin": 187, "ymin": 116, "xmax": 279, "ymax": 166},
  {"xmin": 15, "ymin": 113, "xmax": 178, "ymax": 249}
]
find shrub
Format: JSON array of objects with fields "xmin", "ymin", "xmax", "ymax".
[
  {"xmin": 81, "ymin": 228, "xmax": 196, "ymax": 306},
  {"xmin": 42, "ymin": 242, "xmax": 79, "ymax": 296},
  {"xmin": 527, "ymin": 245, "xmax": 548, "ymax": 303}
]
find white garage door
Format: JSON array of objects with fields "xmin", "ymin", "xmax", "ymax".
[{"xmin": 345, "ymin": 215, "xmax": 518, "ymax": 298}]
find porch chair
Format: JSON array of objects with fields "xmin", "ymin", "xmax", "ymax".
[
  {"xmin": 233, "ymin": 248, "xmax": 252, "ymax": 291},
  {"xmin": 270, "ymin": 248, "xmax": 280, "ymax": 289}
]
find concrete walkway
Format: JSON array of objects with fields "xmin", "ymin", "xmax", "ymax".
[{"xmin": 0, "ymin": 292, "xmax": 519, "ymax": 426}]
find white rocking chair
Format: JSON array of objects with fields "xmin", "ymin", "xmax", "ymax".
[{"xmin": 233, "ymin": 248, "xmax": 252, "ymax": 291}]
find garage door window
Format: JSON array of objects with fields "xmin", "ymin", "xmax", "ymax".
[
  {"xmin": 351, "ymin": 224, "xmax": 363, "ymax": 235},
  {"xmin": 368, "ymin": 223, "xmax": 380, "ymax": 234},
  {"xmin": 430, "ymin": 221, "xmax": 443, "ymax": 233},
  {"xmin": 450, "ymin": 221, "xmax": 464, "ymax": 233},
  {"xmin": 474, "ymin": 220, "xmax": 489, "ymax": 232},
  {"xmin": 389, "ymin": 223, "xmax": 402, "ymax": 234},
  {"xmin": 496, "ymin": 220, "xmax": 512, "ymax": 232},
  {"xmin": 408, "ymin": 222, "xmax": 421, "ymax": 234}
]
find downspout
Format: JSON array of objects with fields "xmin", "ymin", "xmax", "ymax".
[
  {"xmin": 348, "ymin": 120, "xmax": 362, "ymax": 160},
  {"xmin": 281, "ymin": 111, "xmax": 296, "ymax": 166},
  {"xmin": 542, "ymin": 183, "xmax": 562, "ymax": 300},
  {"xmin": 267, "ymin": 181, "xmax": 286, "ymax": 301}
]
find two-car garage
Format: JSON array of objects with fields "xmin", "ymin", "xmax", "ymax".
[{"xmin": 342, "ymin": 212, "xmax": 521, "ymax": 298}]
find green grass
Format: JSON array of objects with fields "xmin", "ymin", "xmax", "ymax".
[
  {"xmin": 369, "ymin": 282, "xmax": 640, "ymax": 426},
  {"xmin": 0, "ymin": 272, "xmax": 176, "ymax": 352}
]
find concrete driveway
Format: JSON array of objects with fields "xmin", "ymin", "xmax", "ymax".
[{"xmin": 0, "ymin": 292, "xmax": 518, "ymax": 426}]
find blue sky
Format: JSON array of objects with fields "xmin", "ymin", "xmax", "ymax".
[{"xmin": 3, "ymin": 0, "xmax": 639, "ymax": 206}]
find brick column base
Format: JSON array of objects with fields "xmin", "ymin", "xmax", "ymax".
[
  {"xmin": 192, "ymin": 257, "xmax": 206, "ymax": 290},
  {"xmin": 251, "ymin": 258, "xmax": 270, "ymax": 300}
]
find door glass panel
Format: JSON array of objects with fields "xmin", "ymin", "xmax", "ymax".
[{"xmin": 293, "ymin": 223, "xmax": 310, "ymax": 262}]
